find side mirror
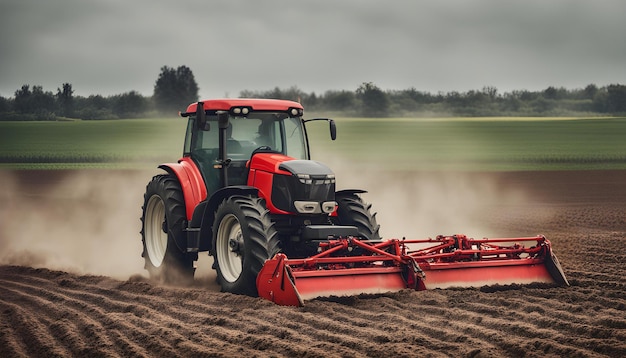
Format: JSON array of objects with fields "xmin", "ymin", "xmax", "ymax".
[
  {"xmin": 329, "ymin": 119, "xmax": 337, "ymax": 140},
  {"xmin": 303, "ymin": 117, "xmax": 338, "ymax": 140}
]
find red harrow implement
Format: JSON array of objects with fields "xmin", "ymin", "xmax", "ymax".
[{"xmin": 257, "ymin": 234, "xmax": 569, "ymax": 306}]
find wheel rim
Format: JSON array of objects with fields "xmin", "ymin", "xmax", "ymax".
[
  {"xmin": 145, "ymin": 194, "xmax": 167, "ymax": 267},
  {"xmin": 216, "ymin": 213, "xmax": 244, "ymax": 283}
]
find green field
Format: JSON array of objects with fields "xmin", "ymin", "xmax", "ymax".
[
  {"xmin": 0, "ymin": 118, "xmax": 187, "ymax": 169},
  {"xmin": 1, "ymin": 117, "xmax": 625, "ymax": 171}
]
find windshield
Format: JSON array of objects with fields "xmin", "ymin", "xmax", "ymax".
[{"xmin": 188, "ymin": 112, "xmax": 309, "ymax": 160}]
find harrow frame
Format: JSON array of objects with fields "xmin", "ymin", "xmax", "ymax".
[{"xmin": 257, "ymin": 235, "xmax": 569, "ymax": 306}]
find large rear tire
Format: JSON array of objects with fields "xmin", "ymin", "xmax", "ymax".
[
  {"xmin": 141, "ymin": 174, "xmax": 194, "ymax": 285},
  {"xmin": 212, "ymin": 195, "xmax": 280, "ymax": 296},
  {"xmin": 333, "ymin": 192, "xmax": 381, "ymax": 242}
]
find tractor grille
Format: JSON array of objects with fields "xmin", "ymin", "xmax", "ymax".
[{"xmin": 271, "ymin": 173, "xmax": 335, "ymax": 214}]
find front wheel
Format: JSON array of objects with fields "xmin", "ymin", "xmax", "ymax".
[
  {"xmin": 333, "ymin": 192, "xmax": 381, "ymax": 242},
  {"xmin": 212, "ymin": 195, "xmax": 280, "ymax": 296},
  {"xmin": 141, "ymin": 174, "xmax": 194, "ymax": 285}
]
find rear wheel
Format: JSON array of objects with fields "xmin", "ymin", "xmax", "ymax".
[
  {"xmin": 212, "ymin": 195, "xmax": 280, "ymax": 296},
  {"xmin": 333, "ymin": 192, "xmax": 381, "ymax": 242},
  {"xmin": 141, "ymin": 174, "xmax": 194, "ymax": 284}
]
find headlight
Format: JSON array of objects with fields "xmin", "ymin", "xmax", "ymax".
[
  {"xmin": 321, "ymin": 201, "xmax": 337, "ymax": 213},
  {"xmin": 297, "ymin": 174, "xmax": 312, "ymax": 184},
  {"xmin": 297, "ymin": 173, "xmax": 335, "ymax": 185},
  {"xmin": 294, "ymin": 201, "xmax": 321, "ymax": 214}
]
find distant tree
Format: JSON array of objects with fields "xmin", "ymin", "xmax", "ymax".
[
  {"xmin": 543, "ymin": 86, "xmax": 567, "ymax": 100},
  {"xmin": 112, "ymin": 91, "xmax": 149, "ymax": 118},
  {"xmin": 444, "ymin": 91, "xmax": 463, "ymax": 107},
  {"xmin": 387, "ymin": 89, "xmax": 419, "ymax": 113},
  {"xmin": 532, "ymin": 97, "xmax": 554, "ymax": 114},
  {"xmin": 399, "ymin": 88, "xmax": 441, "ymax": 106},
  {"xmin": 400, "ymin": 88, "xmax": 424, "ymax": 103},
  {"xmin": 280, "ymin": 85, "xmax": 306, "ymax": 102},
  {"xmin": 240, "ymin": 85, "xmax": 305, "ymax": 103},
  {"xmin": 466, "ymin": 90, "xmax": 489, "ymax": 104},
  {"xmin": 0, "ymin": 95, "xmax": 9, "ymax": 112},
  {"xmin": 30, "ymin": 86, "xmax": 57, "ymax": 119},
  {"xmin": 502, "ymin": 92, "xmax": 523, "ymax": 113},
  {"xmin": 322, "ymin": 90, "xmax": 356, "ymax": 111},
  {"xmin": 304, "ymin": 92, "xmax": 318, "ymax": 109},
  {"xmin": 464, "ymin": 90, "xmax": 493, "ymax": 115},
  {"xmin": 605, "ymin": 84, "xmax": 626, "ymax": 113},
  {"xmin": 86, "ymin": 94, "xmax": 109, "ymax": 109},
  {"xmin": 265, "ymin": 86, "xmax": 284, "ymax": 99},
  {"xmin": 14, "ymin": 85, "xmax": 32, "ymax": 113},
  {"xmin": 482, "ymin": 86, "xmax": 498, "ymax": 100},
  {"xmin": 153, "ymin": 65, "xmax": 199, "ymax": 115},
  {"xmin": 583, "ymin": 84, "xmax": 598, "ymax": 100},
  {"xmin": 592, "ymin": 90, "xmax": 608, "ymax": 113},
  {"xmin": 356, "ymin": 82, "xmax": 389, "ymax": 117},
  {"xmin": 14, "ymin": 85, "xmax": 57, "ymax": 119},
  {"xmin": 543, "ymin": 86, "xmax": 558, "ymax": 100},
  {"xmin": 516, "ymin": 90, "xmax": 539, "ymax": 102},
  {"xmin": 239, "ymin": 90, "xmax": 253, "ymax": 98},
  {"xmin": 56, "ymin": 83, "xmax": 74, "ymax": 117},
  {"xmin": 74, "ymin": 95, "xmax": 115, "ymax": 120}
]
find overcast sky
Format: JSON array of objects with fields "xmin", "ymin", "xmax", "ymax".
[{"xmin": 1, "ymin": 0, "xmax": 625, "ymax": 99}]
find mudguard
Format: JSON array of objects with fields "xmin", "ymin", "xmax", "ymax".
[{"xmin": 159, "ymin": 157, "xmax": 207, "ymax": 220}]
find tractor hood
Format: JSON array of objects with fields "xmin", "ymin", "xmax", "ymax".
[
  {"xmin": 278, "ymin": 160, "xmax": 335, "ymax": 179},
  {"xmin": 248, "ymin": 153, "xmax": 336, "ymax": 215},
  {"xmin": 247, "ymin": 153, "xmax": 295, "ymax": 175},
  {"xmin": 248, "ymin": 153, "xmax": 334, "ymax": 179}
]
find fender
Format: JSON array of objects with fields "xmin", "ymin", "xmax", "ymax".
[
  {"xmin": 159, "ymin": 156, "xmax": 208, "ymax": 220},
  {"xmin": 336, "ymin": 189, "xmax": 367, "ymax": 196}
]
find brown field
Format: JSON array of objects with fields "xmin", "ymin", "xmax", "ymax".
[{"xmin": 1, "ymin": 169, "xmax": 625, "ymax": 357}]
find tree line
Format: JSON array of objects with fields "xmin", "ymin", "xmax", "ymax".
[
  {"xmin": 1, "ymin": 65, "xmax": 625, "ymax": 120},
  {"xmin": 246, "ymin": 82, "xmax": 626, "ymax": 117},
  {"xmin": 0, "ymin": 65, "xmax": 199, "ymax": 121}
]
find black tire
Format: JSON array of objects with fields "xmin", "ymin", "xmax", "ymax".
[
  {"xmin": 212, "ymin": 195, "xmax": 280, "ymax": 296},
  {"xmin": 333, "ymin": 192, "xmax": 381, "ymax": 242},
  {"xmin": 141, "ymin": 174, "xmax": 194, "ymax": 285}
]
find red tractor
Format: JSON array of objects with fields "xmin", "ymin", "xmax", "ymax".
[{"xmin": 141, "ymin": 98, "xmax": 568, "ymax": 306}]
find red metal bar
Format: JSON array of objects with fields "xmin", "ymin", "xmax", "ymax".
[
  {"xmin": 418, "ymin": 258, "xmax": 555, "ymax": 289},
  {"xmin": 290, "ymin": 266, "xmax": 407, "ymax": 300}
]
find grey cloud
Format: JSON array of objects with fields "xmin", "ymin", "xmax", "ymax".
[{"xmin": 1, "ymin": 0, "xmax": 625, "ymax": 99}]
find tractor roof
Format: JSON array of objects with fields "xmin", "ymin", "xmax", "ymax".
[{"xmin": 182, "ymin": 98, "xmax": 303, "ymax": 116}]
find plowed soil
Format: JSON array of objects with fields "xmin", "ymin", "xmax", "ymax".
[{"xmin": 1, "ymin": 169, "xmax": 625, "ymax": 358}]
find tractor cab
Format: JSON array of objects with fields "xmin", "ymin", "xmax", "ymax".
[{"xmin": 180, "ymin": 99, "xmax": 334, "ymax": 196}]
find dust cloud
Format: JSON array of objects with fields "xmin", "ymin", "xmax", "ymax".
[
  {"xmin": 317, "ymin": 153, "xmax": 535, "ymax": 240},
  {"xmin": 0, "ymin": 169, "xmax": 154, "ymax": 279},
  {"xmin": 0, "ymin": 158, "xmax": 540, "ymax": 281}
]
